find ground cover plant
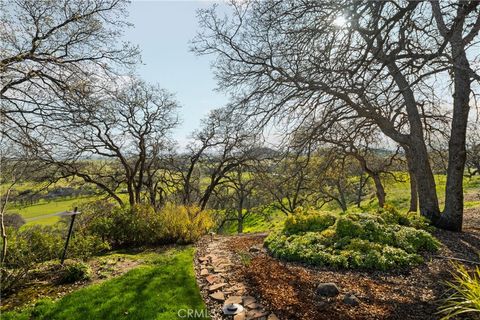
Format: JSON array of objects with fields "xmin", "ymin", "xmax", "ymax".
[{"xmin": 264, "ymin": 206, "xmax": 440, "ymax": 270}]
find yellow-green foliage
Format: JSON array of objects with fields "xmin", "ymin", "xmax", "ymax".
[
  {"xmin": 59, "ymin": 260, "xmax": 92, "ymax": 284},
  {"xmin": 76, "ymin": 201, "xmax": 213, "ymax": 247},
  {"xmin": 284, "ymin": 207, "xmax": 337, "ymax": 234},
  {"xmin": 265, "ymin": 207, "xmax": 440, "ymax": 270},
  {"xmin": 158, "ymin": 204, "xmax": 214, "ymax": 244},
  {"xmin": 439, "ymin": 264, "xmax": 480, "ymax": 320}
]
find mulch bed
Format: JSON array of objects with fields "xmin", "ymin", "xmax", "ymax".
[{"xmin": 225, "ymin": 209, "xmax": 480, "ymax": 320}]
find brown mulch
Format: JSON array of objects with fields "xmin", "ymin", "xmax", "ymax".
[{"xmin": 223, "ymin": 211, "xmax": 480, "ymax": 320}]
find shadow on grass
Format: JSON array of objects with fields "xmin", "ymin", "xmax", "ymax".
[{"xmin": 4, "ymin": 247, "xmax": 209, "ymax": 320}]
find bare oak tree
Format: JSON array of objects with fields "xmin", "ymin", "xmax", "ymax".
[{"xmin": 194, "ymin": 0, "xmax": 480, "ymax": 231}]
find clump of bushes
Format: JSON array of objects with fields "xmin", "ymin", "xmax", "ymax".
[
  {"xmin": 1, "ymin": 224, "xmax": 108, "ymax": 294},
  {"xmin": 76, "ymin": 201, "xmax": 214, "ymax": 248},
  {"xmin": 284, "ymin": 207, "xmax": 337, "ymax": 234},
  {"xmin": 264, "ymin": 207, "xmax": 440, "ymax": 270},
  {"xmin": 58, "ymin": 260, "xmax": 92, "ymax": 284}
]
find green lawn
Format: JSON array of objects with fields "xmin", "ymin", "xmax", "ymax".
[
  {"xmin": 2, "ymin": 247, "xmax": 209, "ymax": 320},
  {"xmin": 9, "ymin": 196, "xmax": 99, "ymax": 225}
]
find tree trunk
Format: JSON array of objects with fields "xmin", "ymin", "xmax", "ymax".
[
  {"xmin": 237, "ymin": 197, "xmax": 244, "ymax": 234},
  {"xmin": 409, "ymin": 173, "xmax": 418, "ymax": 212},
  {"xmin": 407, "ymin": 140, "xmax": 440, "ymax": 221},
  {"xmin": 127, "ymin": 182, "xmax": 135, "ymax": 207},
  {"xmin": 438, "ymin": 41, "xmax": 471, "ymax": 232},
  {"xmin": 1, "ymin": 188, "xmax": 12, "ymax": 263},
  {"xmin": 405, "ymin": 146, "xmax": 419, "ymax": 212},
  {"xmin": 386, "ymin": 61, "xmax": 440, "ymax": 221},
  {"xmin": 371, "ymin": 173, "xmax": 386, "ymax": 208},
  {"xmin": 1, "ymin": 219, "xmax": 7, "ymax": 264},
  {"xmin": 356, "ymin": 173, "xmax": 366, "ymax": 208}
]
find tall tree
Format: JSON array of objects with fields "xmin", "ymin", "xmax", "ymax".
[
  {"xmin": 194, "ymin": 0, "xmax": 480, "ymax": 231},
  {"xmin": 1, "ymin": 0, "xmax": 138, "ymax": 132}
]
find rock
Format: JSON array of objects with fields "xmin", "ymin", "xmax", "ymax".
[
  {"xmin": 200, "ymin": 269, "xmax": 209, "ymax": 276},
  {"xmin": 243, "ymin": 296, "xmax": 256, "ymax": 306},
  {"xmin": 249, "ymin": 246, "xmax": 261, "ymax": 253},
  {"xmin": 205, "ymin": 275, "xmax": 219, "ymax": 284},
  {"xmin": 210, "ymin": 291, "xmax": 225, "ymax": 301},
  {"xmin": 316, "ymin": 282, "xmax": 340, "ymax": 297},
  {"xmin": 209, "ymin": 283, "xmax": 227, "ymax": 292},
  {"xmin": 343, "ymin": 293, "xmax": 360, "ymax": 306},
  {"xmin": 199, "ymin": 256, "xmax": 209, "ymax": 262},
  {"xmin": 246, "ymin": 310, "xmax": 269, "ymax": 319},
  {"xmin": 225, "ymin": 295, "xmax": 243, "ymax": 304},
  {"xmin": 234, "ymin": 311, "xmax": 246, "ymax": 320},
  {"xmin": 246, "ymin": 302, "xmax": 263, "ymax": 309},
  {"xmin": 267, "ymin": 314, "xmax": 279, "ymax": 320}
]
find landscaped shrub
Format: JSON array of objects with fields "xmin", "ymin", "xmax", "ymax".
[
  {"xmin": 265, "ymin": 208, "xmax": 440, "ymax": 270},
  {"xmin": 76, "ymin": 201, "xmax": 213, "ymax": 247},
  {"xmin": 378, "ymin": 204, "xmax": 432, "ymax": 231},
  {"xmin": 3, "ymin": 225, "xmax": 64, "ymax": 268},
  {"xmin": 158, "ymin": 203, "xmax": 214, "ymax": 243},
  {"xmin": 58, "ymin": 260, "xmax": 92, "ymax": 284},
  {"xmin": 69, "ymin": 235, "xmax": 111, "ymax": 260},
  {"xmin": 283, "ymin": 207, "xmax": 337, "ymax": 234}
]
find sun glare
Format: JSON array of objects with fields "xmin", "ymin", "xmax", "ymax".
[{"xmin": 333, "ymin": 15, "xmax": 347, "ymax": 27}]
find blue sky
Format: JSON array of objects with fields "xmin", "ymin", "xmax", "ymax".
[{"xmin": 124, "ymin": 1, "xmax": 228, "ymax": 144}]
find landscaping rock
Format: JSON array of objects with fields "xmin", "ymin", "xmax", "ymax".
[
  {"xmin": 249, "ymin": 246, "xmax": 261, "ymax": 253},
  {"xmin": 199, "ymin": 256, "xmax": 209, "ymax": 262},
  {"xmin": 246, "ymin": 302, "xmax": 264, "ymax": 310},
  {"xmin": 243, "ymin": 296, "xmax": 256, "ymax": 306},
  {"xmin": 246, "ymin": 309, "xmax": 269, "ymax": 319},
  {"xmin": 225, "ymin": 295, "xmax": 243, "ymax": 304},
  {"xmin": 210, "ymin": 291, "xmax": 225, "ymax": 301},
  {"xmin": 209, "ymin": 283, "xmax": 227, "ymax": 292},
  {"xmin": 234, "ymin": 311, "xmax": 246, "ymax": 320},
  {"xmin": 316, "ymin": 282, "xmax": 340, "ymax": 297},
  {"xmin": 343, "ymin": 293, "xmax": 360, "ymax": 306},
  {"xmin": 205, "ymin": 275, "xmax": 219, "ymax": 284}
]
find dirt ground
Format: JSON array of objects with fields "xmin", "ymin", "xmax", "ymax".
[{"xmin": 206, "ymin": 208, "xmax": 479, "ymax": 320}]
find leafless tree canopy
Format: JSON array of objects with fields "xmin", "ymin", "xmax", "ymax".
[{"xmin": 193, "ymin": 0, "xmax": 480, "ymax": 231}]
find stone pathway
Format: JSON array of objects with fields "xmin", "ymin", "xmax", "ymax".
[{"xmin": 194, "ymin": 234, "xmax": 279, "ymax": 320}]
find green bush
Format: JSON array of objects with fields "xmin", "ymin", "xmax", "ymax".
[
  {"xmin": 59, "ymin": 260, "xmax": 92, "ymax": 284},
  {"xmin": 158, "ymin": 203, "xmax": 214, "ymax": 244},
  {"xmin": 76, "ymin": 201, "xmax": 213, "ymax": 247},
  {"xmin": 69, "ymin": 235, "xmax": 111, "ymax": 260},
  {"xmin": 265, "ymin": 207, "xmax": 440, "ymax": 270},
  {"xmin": 284, "ymin": 208, "xmax": 337, "ymax": 234},
  {"xmin": 3, "ymin": 225, "xmax": 63, "ymax": 268},
  {"xmin": 378, "ymin": 204, "xmax": 432, "ymax": 231}
]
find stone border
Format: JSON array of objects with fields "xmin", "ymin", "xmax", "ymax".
[{"xmin": 194, "ymin": 235, "xmax": 279, "ymax": 320}]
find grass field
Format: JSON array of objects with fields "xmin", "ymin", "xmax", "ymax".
[
  {"xmin": 2, "ymin": 247, "xmax": 209, "ymax": 320},
  {"xmin": 7, "ymin": 196, "xmax": 100, "ymax": 225},
  {"xmin": 7, "ymin": 174, "xmax": 480, "ymax": 228},
  {"xmin": 221, "ymin": 174, "xmax": 480, "ymax": 234}
]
